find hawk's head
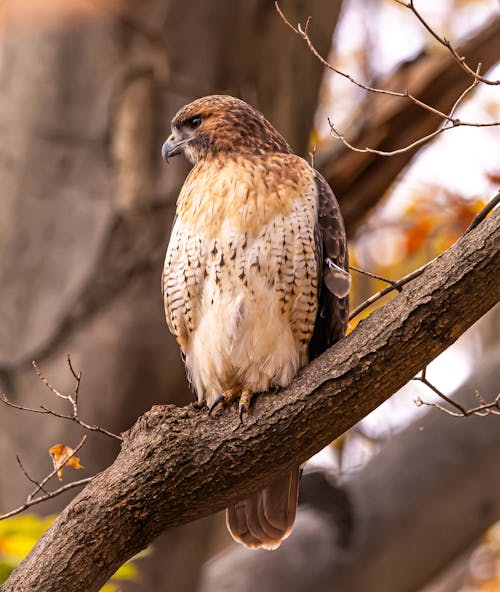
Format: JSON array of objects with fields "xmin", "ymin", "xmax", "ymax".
[{"xmin": 162, "ymin": 95, "xmax": 291, "ymax": 164}]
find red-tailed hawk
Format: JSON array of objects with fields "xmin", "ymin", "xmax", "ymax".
[{"xmin": 161, "ymin": 95, "xmax": 349, "ymax": 549}]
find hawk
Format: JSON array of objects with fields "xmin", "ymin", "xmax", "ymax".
[{"xmin": 161, "ymin": 95, "xmax": 349, "ymax": 549}]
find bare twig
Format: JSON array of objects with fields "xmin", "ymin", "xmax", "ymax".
[
  {"xmin": 349, "ymin": 194, "xmax": 499, "ymax": 321},
  {"xmin": 0, "ymin": 478, "xmax": 93, "ymax": 521},
  {"xmin": 16, "ymin": 456, "xmax": 49, "ymax": 495},
  {"xmin": 32, "ymin": 361, "xmax": 67, "ymax": 401},
  {"xmin": 349, "ymin": 265, "xmax": 402, "ymax": 291},
  {"xmin": 330, "ymin": 119, "xmax": 440, "ymax": 156},
  {"xmin": 327, "ymin": 64, "xmax": 496, "ymax": 156},
  {"xmin": 66, "ymin": 353, "xmax": 81, "ymax": 406},
  {"xmin": 394, "ymin": 0, "xmax": 500, "ymax": 85},
  {"xmin": 465, "ymin": 190, "xmax": 500, "ymax": 233},
  {"xmin": 349, "ymin": 262, "xmax": 429, "ymax": 320},
  {"xmin": 1, "ymin": 436, "xmax": 92, "ymax": 521},
  {"xmin": 328, "ymin": 119, "xmax": 448, "ymax": 156},
  {"xmin": 1, "ymin": 357, "xmax": 122, "ymax": 441},
  {"xmin": 413, "ymin": 368, "xmax": 500, "ymax": 417},
  {"xmin": 275, "ymin": 2, "xmax": 500, "ymax": 131}
]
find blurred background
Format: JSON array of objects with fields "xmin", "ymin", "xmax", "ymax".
[{"xmin": 0, "ymin": 0, "xmax": 498, "ymax": 590}]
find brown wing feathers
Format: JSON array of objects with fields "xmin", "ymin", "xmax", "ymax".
[{"xmin": 309, "ymin": 171, "xmax": 349, "ymax": 360}]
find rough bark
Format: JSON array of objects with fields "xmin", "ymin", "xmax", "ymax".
[
  {"xmin": 318, "ymin": 15, "xmax": 500, "ymax": 235},
  {"xmin": 198, "ymin": 345, "xmax": 500, "ymax": 592},
  {"xmin": 2, "ymin": 204, "xmax": 498, "ymax": 592}
]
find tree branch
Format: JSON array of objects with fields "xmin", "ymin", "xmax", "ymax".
[
  {"xmin": 413, "ymin": 367, "xmax": 500, "ymax": 417},
  {"xmin": 317, "ymin": 15, "xmax": 500, "ymax": 235},
  {"xmin": 1, "ymin": 356, "xmax": 122, "ymax": 442},
  {"xmin": 2, "ymin": 210, "xmax": 499, "ymax": 591},
  {"xmin": 199, "ymin": 348, "xmax": 500, "ymax": 592},
  {"xmin": 0, "ymin": 437, "xmax": 91, "ymax": 521},
  {"xmin": 394, "ymin": 0, "xmax": 499, "ymax": 85}
]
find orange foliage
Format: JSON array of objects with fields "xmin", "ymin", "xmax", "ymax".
[
  {"xmin": 402, "ymin": 185, "xmax": 486, "ymax": 256},
  {"xmin": 348, "ymin": 184, "xmax": 489, "ymax": 327}
]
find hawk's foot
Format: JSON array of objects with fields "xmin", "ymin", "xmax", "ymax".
[
  {"xmin": 208, "ymin": 388, "xmax": 256, "ymax": 422},
  {"xmin": 208, "ymin": 389, "xmax": 239, "ymax": 415},
  {"xmin": 238, "ymin": 389, "xmax": 256, "ymax": 424}
]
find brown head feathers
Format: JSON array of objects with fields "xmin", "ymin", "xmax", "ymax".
[{"xmin": 168, "ymin": 95, "xmax": 292, "ymax": 163}]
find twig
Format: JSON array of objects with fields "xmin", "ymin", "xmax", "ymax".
[
  {"xmin": 66, "ymin": 353, "xmax": 81, "ymax": 406},
  {"xmin": 413, "ymin": 368, "xmax": 500, "ymax": 417},
  {"xmin": 465, "ymin": 190, "xmax": 500, "ymax": 233},
  {"xmin": 349, "ymin": 265, "xmax": 402, "ymax": 291},
  {"xmin": 32, "ymin": 361, "xmax": 67, "ymax": 401},
  {"xmin": 327, "ymin": 65, "xmax": 496, "ymax": 157},
  {"xmin": 328, "ymin": 120, "xmax": 448, "ymax": 156},
  {"xmin": 349, "ymin": 194, "xmax": 499, "ymax": 321},
  {"xmin": 448, "ymin": 65, "xmax": 480, "ymax": 120},
  {"xmin": 275, "ymin": 2, "xmax": 500, "ymax": 129},
  {"xmin": 349, "ymin": 262, "xmax": 429, "ymax": 320},
  {"xmin": 1, "ymin": 436, "xmax": 92, "ymax": 521},
  {"xmin": 1, "ymin": 357, "xmax": 122, "ymax": 441},
  {"xmin": 394, "ymin": 0, "xmax": 500, "ymax": 86},
  {"xmin": 0, "ymin": 478, "xmax": 93, "ymax": 521},
  {"xmin": 16, "ymin": 456, "xmax": 49, "ymax": 495}
]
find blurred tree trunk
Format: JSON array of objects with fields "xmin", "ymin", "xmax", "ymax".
[{"xmin": 0, "ymin": 1, "xmax": 341, "ymax": 590}]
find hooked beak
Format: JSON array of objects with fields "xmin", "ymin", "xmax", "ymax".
[{"xmin": 161, "ymin": 134, "xmax": 186, "ymax": 161}]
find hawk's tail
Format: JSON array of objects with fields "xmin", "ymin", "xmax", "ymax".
[{"xmin": 226, "ymin": 466, "xmax": 300, "ymax": 550}]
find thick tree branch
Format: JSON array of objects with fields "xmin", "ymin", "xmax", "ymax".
[
  {"xmin": 2, "ymin": 210, "xmax": 499, "ymax": 591},
  {"xmin": 199, "ymin": 347, "xmax": 500, "ymax": 592}
]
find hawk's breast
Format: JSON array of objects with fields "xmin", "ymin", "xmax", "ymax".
[{"xmin": 162, "ymin": 154, "xmax": 319, "ymax": 405}]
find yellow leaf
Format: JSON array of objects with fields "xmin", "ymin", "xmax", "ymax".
[
  {"xmin": 48, "ymin": 444, "xmax": 83, "ymax": 481},
  {"xmin": 0, "ymin": 534, "xmax": 38, "ymax": 558},
  {"xmin": 112, "ymin": 561, "xmax": 139, "ymax": 580},
  {"xmin": 99, "ymin": 584, "xmax": 118, "ymax": 592}
]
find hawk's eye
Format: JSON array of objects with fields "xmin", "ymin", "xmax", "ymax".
[{"xmin": 186, "ymin": 115, "xmax": 202, "ymax": 129}]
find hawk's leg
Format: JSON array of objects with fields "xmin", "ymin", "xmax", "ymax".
[
  {"xmin": 238, "ymin": 389, "xmax": 256, "ymax": 423},
  {"xmin": 208, "ymin": 389, "xmax": 239, "ymax": 415}
]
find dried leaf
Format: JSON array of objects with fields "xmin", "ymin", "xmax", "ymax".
[{"xmin": 48, "ymin": 444, "xmax": 83, "ymax": 481}]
